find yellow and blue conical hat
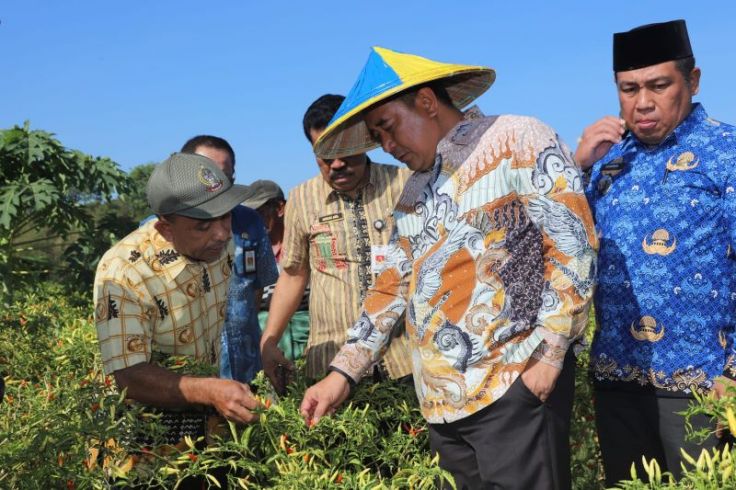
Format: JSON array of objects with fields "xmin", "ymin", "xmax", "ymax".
[{"xmin": 313, "ymin": 46, "xmax": 495, "ymax": 159}]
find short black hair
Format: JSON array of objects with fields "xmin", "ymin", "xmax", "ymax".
[
  {"xmin": 180, "ymin": 135, "xmax": 236, "ymax": 168},
  {"xmin": 396, "ymin": 81, "xmax": 454, "ymax": 108},
  {"xmin": 614, "ymin": 56, "xmax": 697, "ymax": 86},
  {"xmin": 675, "ymin": 56, "xmax": 696, "ymax": 85},
  {"xmin": 303, "ymin": 94, "xmax": 345, "ymax": 143}
]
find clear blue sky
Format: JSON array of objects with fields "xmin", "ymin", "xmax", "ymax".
[{"xmin": 2, "ymin": 1, "xmax": 735, "ymax": 194}]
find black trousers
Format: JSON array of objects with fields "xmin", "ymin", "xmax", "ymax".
[
  {"xmin": 429, "ymin": 351, "xmax": 576, "ymax": 490},
  {"xmin": 594, "ymin": 389, "xmax": 724, "ymax": 486}
]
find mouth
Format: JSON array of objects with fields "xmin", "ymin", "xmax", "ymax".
[
  {"xmin": 331, "ymin": 174, "xmax": 353, "ymax": 183},
  {"xmin": 636, "ymin": 119, "xmax": 657, "ymax": 130},
  {"xmin": 393, "ymin": 152, "xmax": 409, "ymax": 163}
]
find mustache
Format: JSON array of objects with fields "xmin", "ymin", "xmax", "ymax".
[{"xmin": 329, "ymin": 168, "xmax": 353, "ymax": 180}]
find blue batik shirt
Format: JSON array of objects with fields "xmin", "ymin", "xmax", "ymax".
[
  {"xmin": 587, "ymin": 104, "xmax": 736, "ymax": 395},
  {"xmin": 220, "ymin": 205, "xmax": 278, "ymax": 383}
]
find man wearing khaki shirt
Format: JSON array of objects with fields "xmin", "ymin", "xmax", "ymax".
[{"xmin": 93, "ymin": 153, "xmax": 260, "ymax": 445}]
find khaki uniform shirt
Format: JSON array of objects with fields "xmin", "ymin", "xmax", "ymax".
[
  {"xmin": 93, "ymin": 219, "xmax": 231, "ymax": 375},
  {"xmin": 282, "ymin": 162, "xmax": 413, "ymax": 379}
]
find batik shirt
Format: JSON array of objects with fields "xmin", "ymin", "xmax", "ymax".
[
  {"xmin": 588, "ymin": 104, "xmax": 736, "ymax": 395},
  {"xmin": 94, "ymin": 219, "xmax": 231, "ymax": 375},
  {"xmin": 330, "ymin": 108, "xmax": 597, "ymax": 423},
  {"xmin": 221, "ymin": 205, "xmax": 278, "ymax": 383},
  {"xmin": 282, "ymin": 162, "xmax": 413, "ymax": 379}
]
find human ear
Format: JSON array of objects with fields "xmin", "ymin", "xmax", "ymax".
[
  {"xmin": 415, "ymin": 87, "xmax": 439, "ymax": 117},
  {"xmin": 154, "ymin": 218, "xmax": 175, "ymax": 242},
  {"xmin": 689, "ymin": 67, "xmax": 701, "ymax": 96}
]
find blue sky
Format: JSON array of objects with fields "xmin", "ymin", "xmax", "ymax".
[{"xmin": 2, "ymin": 1, "xmax": 735, "ymax": 194}]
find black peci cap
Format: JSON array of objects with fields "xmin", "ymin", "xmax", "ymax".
[{"xmin": 613, "ymin": 19, "xmax": 693, "ymax": 72}]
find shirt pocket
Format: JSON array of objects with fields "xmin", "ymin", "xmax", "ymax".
[{"xmin": 308, "ymin": 220, "xmax": 349, "ymax": 273}]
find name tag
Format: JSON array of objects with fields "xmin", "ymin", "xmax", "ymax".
[
  {"xmin": 318, "ymin": 212, "xmax": 343, "ymax": 223},
  {"xmin": 243, "ymin": 248, "xmax": 256, "ymax": 273},
  {"xmin": 601, "ymin": 157, "xmax": 626, "ymax": 177}
]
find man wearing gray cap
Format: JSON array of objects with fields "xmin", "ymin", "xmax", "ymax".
[
  {"xmin": 576, "ymin": 19, "xmax": 736, "ymax": 484},
  {"xmin": 93, "ymin": 153, "xmax": 262, "ymax": 447},
  {"xmin": 243, "ymin": 180, "xmax": 310, "ymax": 362}
]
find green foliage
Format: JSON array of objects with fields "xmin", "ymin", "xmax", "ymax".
[
  {"xmin": 3, "ymin": 287, "xmax": 736, "ymax": 489},
  {"xmin": 0, "ymin": 122, "xmax": 131, "ymax": 299}
]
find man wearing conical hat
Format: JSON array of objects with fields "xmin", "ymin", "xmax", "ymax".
[
  {"xmin": 300, "ymin": 47, "xmax": 597, "ymax": 489},
  {"xmin": 576, "ymin": 19, "xmax": 736, "ymax": 485}
]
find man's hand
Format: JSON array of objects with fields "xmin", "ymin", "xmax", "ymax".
[
  {"xmin": 114, "ymin": 363, "xmax": 262, "ymax": 424},
  {"xmin": 574, "ymin": 116, "xmax": 626, "ymax": 170},
  {"xmin": 300, "ymin": 371, "xmax": 351, "ymax": 426},
  {"xmin": 521, "ymin": 357, "xmax": 562, "ymax": 403},
  {"xmin": 204, "ymin": 378, "xmax": 261, "ymax": 424},
  {"xmin": 260, "ymin": 336, "xmax": 293, "ymax": 394}
]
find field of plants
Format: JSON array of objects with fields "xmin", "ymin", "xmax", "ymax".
[
  {"xmin": 3, "ymin": 124, "xmax": 736, "ymax": 488},
  {"xmin": 2, "ymin": 284, "xmax": 736, "ymax": 489}
]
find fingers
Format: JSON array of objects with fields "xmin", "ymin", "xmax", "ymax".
[
  {"xmin": 575, "ymin": 116, "xmax": 626, "ymax": 169},
  {"xmin": 300, "ymin": 390, "xmax": 319, "ymax": 424},
  {"xmin": 212, "ymin": 380, "xmax": 261, "ymax": 424}
]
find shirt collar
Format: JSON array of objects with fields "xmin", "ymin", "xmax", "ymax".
[
  {"xmin": 145, "ymin": 219, "xmax": 224, "ymax": 283},
  {"xmin": 432, "ymin": 105, "xmax": 486, "ymax": 171},
  {"xmin": 629, "ymin": 102, "xmax": 707, "ymax": 150},
  {"xmin": 323, "ymin": 157, "xmax": 375, "ymax": 204}
]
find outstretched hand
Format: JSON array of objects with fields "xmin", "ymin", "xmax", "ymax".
[
  {"xmin": 300, "ymin": 371, "xmax": 351, "ymax": 426},
  {"xmin": 207, "ymin": 378, "xmax": 262, "ymax": 424},
  {"xmin": 261, "ymin": 337, "xmax": 293, "ymax": 394}
]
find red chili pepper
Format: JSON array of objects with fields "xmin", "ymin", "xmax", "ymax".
[
  {"xmin": 90, "ymin": 403, "xmax": 100, "ymax": 413},
  {"xmin": 188, "ymin": 453, "xmax": 198, "ymax": 462},
  {"xmin": 335, "ymin": 473, "xmax": 343, "ymax": 484},
  {"xmin": 66, "ymin": 480, "xmax": 75, "ymax": 490}
]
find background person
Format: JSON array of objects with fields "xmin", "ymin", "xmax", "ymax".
[
  {"xmin": 242, "ymin": 179, "xmax": 310, "ymax": 362},
  {"xmin": 180, "ymin": 135, "xmax": 278, "ymax": 384},
  {"xmin": 259, "ymin": 94, "xmax": 414, "ymax": 393}
]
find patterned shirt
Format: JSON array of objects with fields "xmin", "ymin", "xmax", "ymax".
[
  {"xmin": 588, "ymin": 104, "xmax": 736, "ymax": 395},
  {"xmin": 220, "ymin": 205, "xmax": 278, "ymax": 383},
  {"xmin": 93, "ymin": 219, "xmax": 231, "ymax": 375},
  {"xmin": 330, "ymin": 108, "xmax": 597, "ymax": 423},
  {"xmin": 282, "ymin": 161, "xmax": 413, "ymax": 379}
]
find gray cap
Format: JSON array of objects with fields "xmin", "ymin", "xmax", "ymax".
[
  {"xmin": 241, "ymin": 180, "xmax": 285, "ymax": 209},
  {"xmin": 146, "ymin": 153, "xmax": 250, "ymax": 219}
]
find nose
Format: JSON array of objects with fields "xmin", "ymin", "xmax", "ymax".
[
  {"xmin": 378, "ymin": 132, "xmax": 396, "ymax": 154},
  {"xmin": 214, "ymin": 215, "xmax": 232, "ymax": 242},
  {"xmin": 635, "ymin": 89, "xmax": 654, "ymax": 112},
  {"xmin": 330, "ymin": 158, "xmax": 347, "ymax": 171}
]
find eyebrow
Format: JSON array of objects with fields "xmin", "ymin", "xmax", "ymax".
[
  {"xmin": 619, "ymin": 76, "xmax": 672, "ymax": 86},
  {"xmin": 374, "ymin": 117, "xmax": 389, "ymax": 128}
]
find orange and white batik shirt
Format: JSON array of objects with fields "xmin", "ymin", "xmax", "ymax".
[{"xmin": 330, "ymin": 107, "xmax": 598, "ymax": 423}]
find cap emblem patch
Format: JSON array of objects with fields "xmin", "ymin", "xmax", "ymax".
[{"xmin": 198, "ymin": 166, "xmax": 223, "ymax": 192}]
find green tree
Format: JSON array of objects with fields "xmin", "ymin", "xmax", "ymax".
[{"xmin": 0, "ymin": 122, "xmax": 131, "ymax": 299}]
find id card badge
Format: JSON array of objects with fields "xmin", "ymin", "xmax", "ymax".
[
  {"xmin": 371, "ymin": 245, "xmax": 392, "ymax": 274},
  {"xmin": 243, "ymin": 248, "xmax": 257, "ymax": 274}
]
